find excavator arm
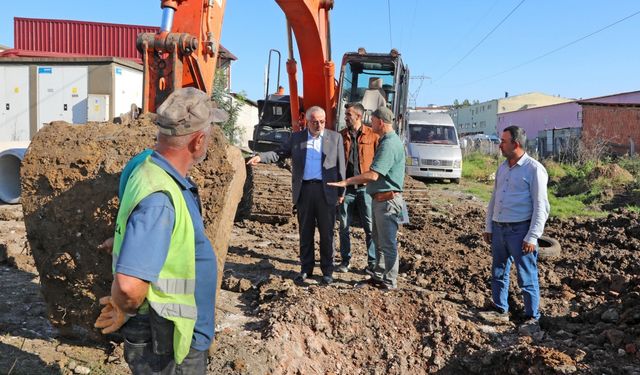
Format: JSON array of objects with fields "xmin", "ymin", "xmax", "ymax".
[
  {"xmin": 276, "ymin": 0, "xmax": 336, "ymax": 130},
  {"xmin": 137, "ymin": 0, "xmax": 226, "ymax": 113},
  {"xmin": 138, "ymin": 0, "xmax": 337, "ymax": 130}
]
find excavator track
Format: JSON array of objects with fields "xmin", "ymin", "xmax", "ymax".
[
  {"xmin": 236, "ymin": 166, "xmax": 430, "ymax": 225},
  {"xmin": 237, "ymin": 163, "xmax": 294, "ymax": 224}
]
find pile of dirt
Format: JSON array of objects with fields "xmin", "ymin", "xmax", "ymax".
[
  {"xmin": 588, "ymin": 163, "xmax": 634, "ymax": 184},
  {"xmin": 259, "ymin": 287, "xmax": 486, "ymax": 374},
  {"xmin": 20, "ymin": 116, "xmax": 244, "ymax": 340}
]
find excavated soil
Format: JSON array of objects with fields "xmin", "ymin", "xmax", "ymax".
[
  {"xmin": 1, "ymin": 161, "xmax": 639, "ymax": 374},
  {"xmin": 19, "ymin": 116, "xmax": 240, "ymax": 340}
]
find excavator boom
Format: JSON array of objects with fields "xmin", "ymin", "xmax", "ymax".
[
  {"xmin": 138, "ymin": 0, "xmax": 337, "ymax": 130},
  {"xmin": 276, "ymin": 0, "xmax": 336, "ymax": 130}
]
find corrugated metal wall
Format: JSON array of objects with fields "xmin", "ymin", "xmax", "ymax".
[{"xmin": 14, "ymin": 18, "xmax": 159, "ymax": 61}]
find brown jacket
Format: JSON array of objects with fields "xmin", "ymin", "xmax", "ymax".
[{"xmin": 340, "ymin": 124, "xmax": 379, "ymax": 176}]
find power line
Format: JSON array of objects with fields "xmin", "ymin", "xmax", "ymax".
[
  {"xmin": 449, "ymin": 0, "xmax": 501, "ymax": 54},
  {"xmin": 456, "ymin": 8, "xmax": 640, "ymax": 88},
  {"xmin": 387, "ymin": 0, "xmax": 393, "ymax": 48},
  {"xmin": 409, "ymin": 75, "xmax": 431, "ymax": 108},
  {"xmin": 434, "ymin": 0, "xmax": 526, "ymax": 83}
]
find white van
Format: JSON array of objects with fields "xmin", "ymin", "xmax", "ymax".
[{"xmin": 403, "ymin": 110, "xmax": 462, "ymax": 183}]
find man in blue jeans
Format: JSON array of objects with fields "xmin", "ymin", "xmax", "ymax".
[
  {"xmin": 482, "ymin": 125, "xmax": 550, "ymax": 334},
  {"xmin": 336, "ymin": 102, "xmax": 379, "ymax": 273}
]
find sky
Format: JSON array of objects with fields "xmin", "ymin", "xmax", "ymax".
[{"xmin": 2, "ymin": 0, "xmax": 639, "ymax": 107}]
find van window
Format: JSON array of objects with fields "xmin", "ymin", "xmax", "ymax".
[{"xmin": 409, "ymin": 124, "xmax": 458, "ymax": 145}]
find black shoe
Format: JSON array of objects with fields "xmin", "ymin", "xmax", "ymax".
[
  {"xmin": 294, "ymin": 272, "xmax": 309, "ymax": 285},
  {"xmin": 335, "ymin": 263, "xmax": 350, "ymax": 273},
  {"xmin": 320, "ymin": 275, "xmax": 333, "ymax": 285},
  {"xmin": 354, "ymin": 278, "xmax": 382, "ymax": 289},
  {"xmin": 518, "ymin": 318, "xmax": 540, "ymax": 336},
  {"xmin": 364, "ymin": 266, "xmax": 375, "ymax": 276},
  {"xmin": 379, "ymin": 283, "xmax": 397, "ymax": 292}
]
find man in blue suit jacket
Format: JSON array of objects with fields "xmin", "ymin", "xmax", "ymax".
[{"xmin": 247, "ymin": 106, "xmax": 345, "ymax": 285}]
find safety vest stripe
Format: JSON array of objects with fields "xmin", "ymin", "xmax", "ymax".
[
  {"xmin": 149, "ymin": 301, "xmax": 197, "ymax": 320},
  {"xmin": 152, "ymin": 278, "xmax": 196, "ymax": 295}
]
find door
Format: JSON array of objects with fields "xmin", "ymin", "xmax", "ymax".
[
  {"xmin": 0, "ymin": 66, "xmax": 30, "ymax": 141},
  {"xmin": 37, "ymin": 66, "xmax": 88, "ymax": 128},
  {"xmin": 114, "ymin": 66, "xmax": 143, "ymax": 118}
]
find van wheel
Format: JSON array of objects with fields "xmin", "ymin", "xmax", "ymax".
[
  {"xmin": 537, "ymin": 236, "xmax": 561, "ymax": 259},
  {"xmin": 451, "ymin": 178, "xmax": 461, "ymax": 184}
]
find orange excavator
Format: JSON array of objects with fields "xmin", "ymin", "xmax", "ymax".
[{"xmin": 135, "ymin": 0, "xmax": 410, "ymax": 142}]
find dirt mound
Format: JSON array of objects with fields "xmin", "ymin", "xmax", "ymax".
[
  {"xmin": 20, "ymin": 116, "xmax": 244, "ymax": 340},
  {"xmin": 260, "ymin": 287, "xmax": 486, "ymax": 374},
  {"xmin": 588, "ymin": 163, "xmax": 634, "ymax": 183}
]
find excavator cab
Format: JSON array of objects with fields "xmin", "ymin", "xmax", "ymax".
[
  {"xmin": 335, "ymin": 49, "xmax": 409, "ymax": 132},
  {"xmin": 249, "ymin": 94, "xmax": 302, "ymax": 152}
]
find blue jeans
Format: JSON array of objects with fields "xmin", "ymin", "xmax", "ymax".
[
  {"xmin": 371, "ymin": 194, "xmax": 403, "ymax": 288},
  {"xmin": 338, "ymin": 186, "xmax": 375, "ymax": 267},
  {"xmin": 491, "ymin": 221, "xmax": 540, "ymax": 320}
]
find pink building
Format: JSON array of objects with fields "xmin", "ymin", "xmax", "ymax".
[{"xmin": 497, "ymin": 90, "xmax": 640, "ymax": 156}]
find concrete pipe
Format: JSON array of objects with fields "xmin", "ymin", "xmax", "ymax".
[{"xmin": 0, "ymin": 148, "xmax": 27, "ymax": 204}]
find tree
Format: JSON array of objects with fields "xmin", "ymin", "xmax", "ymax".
[
  {"xmin": 462, "ymin": 99, "xmax": 470, "ymax": 107},
  {"xmin": 453, "ymin": 99, "xmax": 460, "ymax": 108},
  {"xmin": 210, "ymin": 68, "xmax": 246, "ymax": 145}
]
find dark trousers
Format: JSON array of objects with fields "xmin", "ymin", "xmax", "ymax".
[
  {"xmin": 120, "ymin": 313, "xmax": 207, "ymax": 375},
  {"xmin": 296, "ymin": 182, "xmax": 335, "ymax": 276}
]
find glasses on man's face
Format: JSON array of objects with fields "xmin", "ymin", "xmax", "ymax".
[{"xmin": 309, "ymin": 120, "xmax": 325, "ymax": 125}]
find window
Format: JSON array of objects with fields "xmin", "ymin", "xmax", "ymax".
[{"xmin": 409, "ymin": 124, "xmax": 458, "ymax": 145}]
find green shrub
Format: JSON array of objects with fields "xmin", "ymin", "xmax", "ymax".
[
  {"xmin": 542, "ymin": 159, "xmax": 566, "ymax": 184},
  {"xmin": 462, "ymin": 152, "xmax": 499, "ymax": 181}
]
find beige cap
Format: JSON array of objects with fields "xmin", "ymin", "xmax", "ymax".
[{"xmin": 155, "ymin": 87, "xmax": 229, "ymax": 136}]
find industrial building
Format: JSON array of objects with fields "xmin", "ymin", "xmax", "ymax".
[
  {"xmin": 0, "ymin": 17, "xmax": 241, "ymax": 142},
  {"xmin": 497, "ymin": 90, "xmax": 640, "ymax": 158},
  {"xmin": 450, "ymin": 92, "xmax": 573, "ymax": 136}
]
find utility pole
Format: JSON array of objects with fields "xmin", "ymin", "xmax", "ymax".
[{"xmin": 409, "ymin": 75, "xmax": 430, "ymax": 109}]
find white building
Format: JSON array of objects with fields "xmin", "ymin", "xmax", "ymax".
[{"xmin": 450, "ymin": 92, "xmax": 572, "ymax": 136}]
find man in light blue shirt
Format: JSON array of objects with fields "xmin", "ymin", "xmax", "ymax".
[
  {"xmin": 247, "ymin": 106, "xmax": 345, "ymax": 285},
  {"xmin": 481, "ymin": 125, "xmax": 550, "ymax": 334}
]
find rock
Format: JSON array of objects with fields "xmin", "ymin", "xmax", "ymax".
[
  {"xmin": 533, "ymin": 331, "xmax": 545, "ymax": 341},
  {"xmin": 553, "ymin": 364, "xmax": 577, "ymax": 374},
  {"xmin": 605, "ymin": 329, "xmax": 625, "ymax": 346},
  {"xmin": 561, "ymin": 289, "xmax": 576, "ymax": 301},
  {"xmin": 610, "ymin": 274, "xmax": 629, "ymax": 293},
  {"xmin": 617, "ymin": 348, "xmax": 627, "ymax": 357},
  {"xmin": 601, "ymin": 308, "xmax": 619, "ymax": 323},
  {"xmin": 68, "ymin": 360, "xmax": 77, "ymax": 370},
  {"xmin": 74, "ymin": 365, "xmax": 91, "ymax": 374},
  {"xmin": 625, "ymin": 343, "xmax": 637, "ymax": 354},
  {"xmin": 573, "ymin": 348, "xmax": 587, "ymax": 362}
]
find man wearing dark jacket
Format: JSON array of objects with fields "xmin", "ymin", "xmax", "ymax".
[
  {"xmin": 247, "ymin": 106, "xmax": 345, "ymax": 285},
  {"xmin": 336, "ymin": 102, "xmax": 379, "ymax": 273}
]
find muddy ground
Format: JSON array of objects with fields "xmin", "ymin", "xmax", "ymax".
[{"xmin": 1, "ymin": 164, "xmax": 640, "ymax": 374}]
